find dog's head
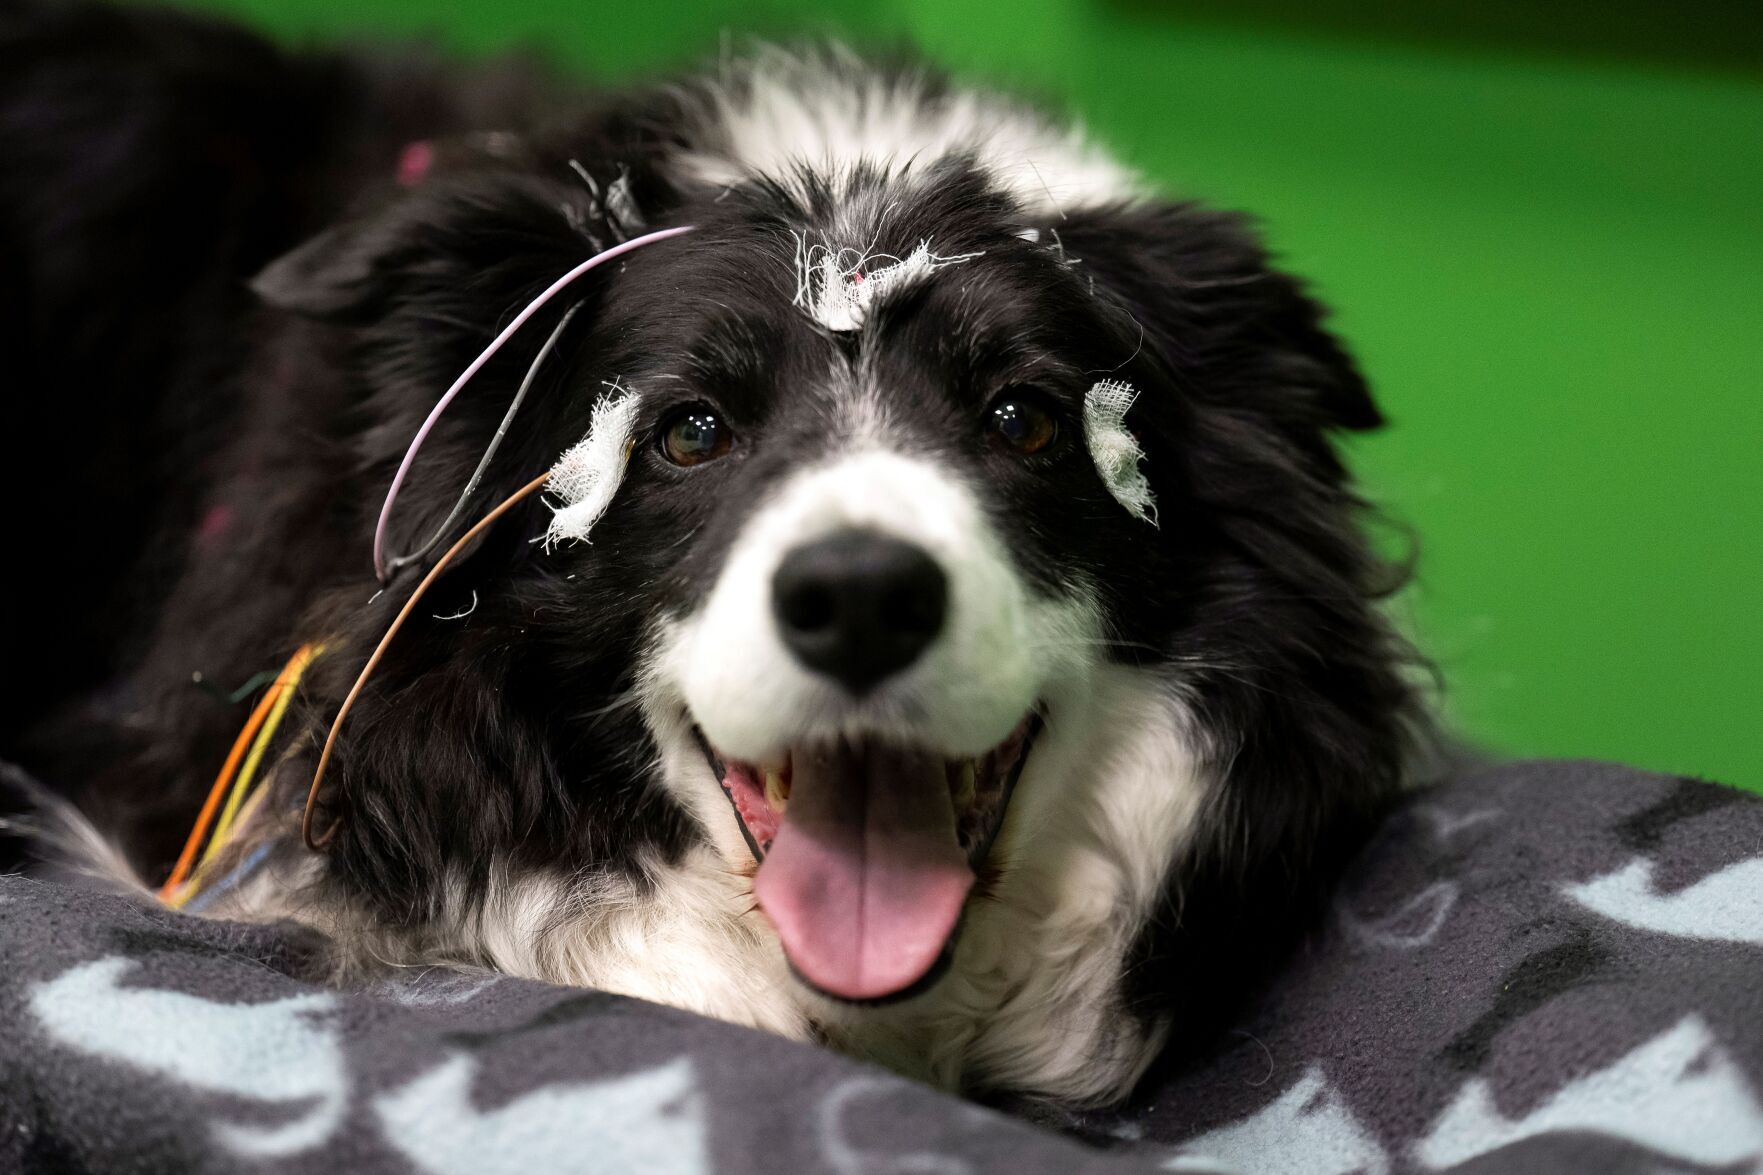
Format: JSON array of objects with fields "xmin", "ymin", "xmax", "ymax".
[{"xmin": 253, "ymin": 56, "xmax": 1412, "ymax": 1028}]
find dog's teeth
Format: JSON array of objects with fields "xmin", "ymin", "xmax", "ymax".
[
  {"xmin": 953, "ymin": 761, "xmax": 976, "ymax": 808},
  {"xmin": 764, "ymin": 769, "xmax": 790, "ymax": 811}
]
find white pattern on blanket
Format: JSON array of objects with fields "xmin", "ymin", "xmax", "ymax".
[
  {"xmin": 1566, "ymin": 856, "xmax": 1763, "ymax": 943},
  {"xmin": 29, "ymin": 956, "xmax": 347, "ymax": 1156}
]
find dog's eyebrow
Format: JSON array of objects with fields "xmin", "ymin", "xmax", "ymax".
[
  {"xmin": 868, "ymin": 285, "xmax": 1076, "ymax": 396},
  {"xmin": 682, "ymin": 311, "xmax": 775, "ymax": 386}
]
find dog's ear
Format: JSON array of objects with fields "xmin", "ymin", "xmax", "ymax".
[
  {"xmin": 251, "ymin": 217, "xmax": 400, "ymax": 320},
  {"xmin": 250, "ymin": 153, "xmax": 664, "ymax": 324},
  {"xmin": 1046, "ymin": 200, "xmax": 1383, "ymax": 434},
  {"xmin": 250, "ymin": 179, "xmax": 579, "ymax": 324}
]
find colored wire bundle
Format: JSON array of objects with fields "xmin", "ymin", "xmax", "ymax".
[
  {"xmin": 159, "ymin": 643, "xmax": 323, "ymax": 907},
  {"xmin": 165, "ymin": 220, "xmax": 698, "ymax": 881}
]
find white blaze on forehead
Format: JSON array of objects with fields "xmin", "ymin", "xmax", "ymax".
[
  {"xmin": 672, "ymin": 46, "xmax": 1142, "ymax": 216},
  {"xmin": 544, "ymin": 389, "xmax": 640, "ymax": 546},
  {"xmin": 1084, "ymin": 380, "xmax": 1157, "ymax": 526},
  {"xmin": 791, "ymin": 234, "xmax": 982, "ymax": 332}
]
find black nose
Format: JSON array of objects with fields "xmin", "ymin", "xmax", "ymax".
[{"xmin": 772, "ymin": 530, "xmax": 948, "ymax": 694}]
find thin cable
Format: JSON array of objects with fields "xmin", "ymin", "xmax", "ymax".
[
  {"xmin": 382, "ymin": 302, "xmax": 582, "ymax": 578},
  {"xmin": 305, "ymin": 471, "xmax": 552, "ymax": 850},
  {"xmin": 371, "ymin": 225, "xmax": 693, "ymax": 582}
]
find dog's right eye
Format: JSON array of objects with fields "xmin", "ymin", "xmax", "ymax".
[{"xmin": 661, "ymin": 405, "xmax": 735, "ymax": 467}]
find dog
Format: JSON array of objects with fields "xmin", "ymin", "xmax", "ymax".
[{"xmin": 1, "ymin": 2, "xmax": 1420, "ymax": 1105}]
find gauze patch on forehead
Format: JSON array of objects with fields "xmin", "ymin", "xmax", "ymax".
[
  {"xmin": 1084, "ymin": 380, "xmax": 1157, "ymax": 526},
  {"xmin": 791, "ymin": 233, "xmax": 982, "ymax": 332},
  {"xmin": 544, "ymin": 389, "xmax": 641, "ymax": 547}
]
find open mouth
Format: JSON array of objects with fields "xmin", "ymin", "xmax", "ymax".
[{"xmin": 697, "ymin": 713, "xmax": 1041, "ymax": 1003}]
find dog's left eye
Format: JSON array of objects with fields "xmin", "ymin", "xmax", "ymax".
[
  {"xmin": 661, "ymin": 405, "xmax": 735, "ymax": 467},
  {"xmin": 986, "ymin": 394, "xmax": 1059, "ymax": 455}
]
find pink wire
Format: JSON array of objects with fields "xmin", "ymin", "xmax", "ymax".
[{"xmin": 371, "ymin": 224, "xmax": 696, "ymax": 581}]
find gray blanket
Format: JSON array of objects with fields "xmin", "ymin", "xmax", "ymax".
[{"xmin": 2, "ymin": 760, "xmax": 1759, "ymax": 1174}]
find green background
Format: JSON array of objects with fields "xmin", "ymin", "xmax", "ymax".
[{"xmin": 173, "ymin": 0, "xmax": 1763, "ymax": 789}]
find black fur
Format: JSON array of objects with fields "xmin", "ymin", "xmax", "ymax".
[{"xmin": 2, "ymin": 2, "xmax": 1419, "ymax": 1097}]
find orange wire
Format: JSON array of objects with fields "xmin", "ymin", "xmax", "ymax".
[
  {"xmin": 207, "ymin": 641, "xmax": 325, "ymax": 857},
  {"xmin": 302, "ymin": 471, "xmax": 551, "ymax": 850},
  {"xmin": 158, "ymin": 643, "xmax": 317, "ymax": 900}
]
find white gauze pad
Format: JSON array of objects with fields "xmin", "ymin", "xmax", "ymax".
[
  {"xmin": 544, "ymin": 389, "xmax": 641, "ymax": 546},
  {"xmin": 792, "ymin": 235, "xmax": 982, "ymax": 333},
  {"xmin": 1084, "ymin": 379, "xmax": 1157, "ymax": 526}
]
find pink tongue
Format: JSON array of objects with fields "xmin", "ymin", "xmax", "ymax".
[{"xmin": 753, "ymin": 743, "xmax": 973, "ymax": 1001}]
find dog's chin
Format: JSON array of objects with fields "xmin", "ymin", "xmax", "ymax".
[{"xmin": 695, "ymin": 711, "xmax": 1042, "ymax": 1005}]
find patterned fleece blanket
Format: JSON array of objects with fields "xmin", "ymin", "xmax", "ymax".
[{"xmin": 2, "ymin": 759, "xmax": 1759, "ymax": 1174}]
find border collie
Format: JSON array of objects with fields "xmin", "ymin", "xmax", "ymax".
[{"xmin": 1, "ymin": 4, "xmax": 1419, "ymax": 1105}]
